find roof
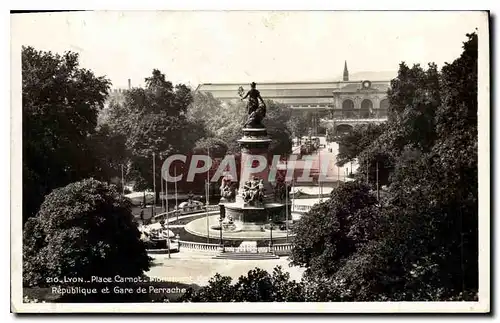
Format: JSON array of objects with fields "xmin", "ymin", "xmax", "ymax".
[
  {"xmin": 338, "ymin": 83, "xmax": 361, "ymax": 91},
  {"xmin": 196, "ymin": 72, "xmax": 393, "ymax": 107},
  {"xmin": 348, "ymin": 71, "xmax": 397, "ymax": 81},
  {"xmin": 333, "ymin": 82, "xmax": 391, "ymax": 93}
]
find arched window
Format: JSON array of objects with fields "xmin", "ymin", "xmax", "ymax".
[
  {"xmin": 342, "ymin": 99, "xmax": 355, "ymax": 118},
  {"xmin": 360, "ymin": 99, "xmax": 373, "ymax": 118},
  {"xmin": 379, "ymin": 99, "xmax": 389, "ymax": 117}
]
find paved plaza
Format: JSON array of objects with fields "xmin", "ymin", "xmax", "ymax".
[
  {"xmin": 141, "ymin": 138, "xmax": 345, "ymax": 288},
  {"xmin": 146, "ymin": 251, "xmax": 305, "ymax": 286}
]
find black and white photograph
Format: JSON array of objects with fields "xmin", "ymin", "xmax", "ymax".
[{"xmin": 10, "ymin": 10, "xmax": 490, "ymax": 313}]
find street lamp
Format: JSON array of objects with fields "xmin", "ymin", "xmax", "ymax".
[
  {"xmin": 219, "ymin": 214, "xmax": 224, "ymax": 252},
  {"xmin": 268, "ymin": 216, "xmax": 274, "ymax": 253},
  {"xmin": 160, "ymin": 219, "xmax": 170, "ymax": 259}
]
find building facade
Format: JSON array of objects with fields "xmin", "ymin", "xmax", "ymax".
[{"xmin": 196, "ymin": 62, "xmax": 394, "ymax": 134}]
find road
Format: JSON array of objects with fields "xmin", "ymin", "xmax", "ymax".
[
  {"xmin": 289, "ymin": 136, "xmax": 357, "ymax": 184},
  {"xmin": 146, "ymin": 252, "xmax": 305, "ymax": 286}
]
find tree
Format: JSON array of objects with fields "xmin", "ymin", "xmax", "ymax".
[
  {"xmin": 370, "ymin": 34, "xmax": 478, "ymax": 300},
  {"xmin": 293, "ymin": 32, "xmax": 479, "ymax": 301},
  {"xmin": 193, "ymin": 137, "xmax": 228, "ymax": 158},
  {"xmin": 290, "ymin": 182, "xmax": 381, "ymax": 278},
  {"xmin": 287, "ymin": 114, "xmax": 309, "ymax": 143},
  {"xmin": 336, "ymin": 123, "xmax": 387, "ymax": 166},
  {"xmin": 87, "ymin": 124, "xmax": 129, "ymax": 183},
  {"xmin": 102, "ymin": 69, "xmax": 208, "ymax": 192},
  {"xmin": 386, "ymin": 61, "xmax": 441, "ymax": 153},
  {"xmin": 22, "ymin": 46, "xmax": 111, "ymax": 222},
  {"xmin": 23, "ymin": 178, "xmax": 150, "ymax": 287},
  {"xmin": 264, "ymin": 100, "xmax": 293, "ymax": 156},
  {"xmin": 187, "ymin": 91, "xmax": 224, "ymax": 134},
  {"xmin": 187, "ymin": 89, "xmax": 294, "ymax": 157},
  {"xmin": 180, "ymin": 266, "xmax": 304, "ymax": 302}
]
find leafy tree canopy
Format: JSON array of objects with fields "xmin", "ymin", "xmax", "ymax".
[
  {"xmin": 336, "ymin": 123, "xmax": 387, "ymax": 166},
  {"xmin": 22, "ymin": 46, "xmax": 111, "ymax": 222},
  {"xmin": 193, "ymin": 137, "xmax": 228, "ymax": 158},
  {"xmin": 101, "ymin": 69, "xmax": 208, "ymax": 191},
  {"xmin": 290, "ymin": 182, "xmax": 381, "ymax": 278},
  {"xmin": 180, "ymin": 267, "xmax": 304, "ymax": 302},
  {"xmin": 291, "ymin": 32, "xmax": 478, "ymax": 301},
  {"xmin": 23, "ymin": 178, "xmax": 150, "ymax": 287}
]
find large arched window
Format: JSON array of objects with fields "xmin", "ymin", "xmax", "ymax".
[
  {"xmin": 342, "ymin": 99, "xmax": 355, "ymax": 118},
  {"xmin": 360, "ymin": 99, "xmax": 373, "ymax": 118}
]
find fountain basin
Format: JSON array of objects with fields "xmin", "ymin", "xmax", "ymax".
[{"xmin": 185, "ymin": 214, "xmax": 292, "ymax": 240}]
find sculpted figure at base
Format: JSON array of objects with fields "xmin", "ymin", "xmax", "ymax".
[
  {"xmin": 242, "ymin": 176, "xmax": 265, "ymax": 206},
  {"xmin": 239, "ymin": 82, "xmax": 267, "ymax": 128},
  {"xmin": 220, "ymin": 178, "xmax": 236, "ymax": 202}
]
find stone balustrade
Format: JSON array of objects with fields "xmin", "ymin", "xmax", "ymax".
[
  {"xmin": 177, "ymin": 240, "xmax": 293, "ymax": 255},
  {"xmin": 291, "ymin": 204, "xmax": 312, "ymax": 213},
  {"xmin": 224, "ymin": 246, "xmax": 237, "ymax": 253},
  {"xmin": 178, "ymin": 240, "xmax": 221, "ymax": 252},
  {"xmin": 272, "ymin": 243, "xmax": 293, "ymax": 255}
]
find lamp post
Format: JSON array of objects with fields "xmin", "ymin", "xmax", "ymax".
[
  {"xmin": 160, "ymin": 219, "xmax": 170, "ymax": 259},
  {"xmin": 205, "ymin": 180, "xmax": 210, "ymax": 243},
  {"xmin": 160, "ymin": 161, "xmax": 164, "ymax": 212},
  {"xmin": 219, "ymin": 214, "xmax": 224, "ymax": 252},
  {"xmin": 174, "ymin": 165, "xmax": 179, "ymax": 220},
  {"xmin": 165, "ymin": 171, "xmax": 171, "ymax": 259},
  {"xmin": 269, "ymin": 216, "xmax": 274, "ymax": 253},
  {"xmin": 319, "ymin": 147, "xmax": 323, "ymax": 203},
  {"xmin": 285, "ymin": 181, "xmax": 289, "ymax": 243},
  {"xmin": 152, "ymin": 152, "xmax": 156, "ymax": 217},
  {"xmin": 206, "ymin": 147, "xmax": 210, "ymax": 243}
]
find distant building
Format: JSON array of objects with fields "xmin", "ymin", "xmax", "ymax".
[
  {"xmin": 196, "ymin": 62, "xmax": 395, "ymax": 135},
  {"xmin": 106, "ymin": 78, "xmax": 132, "ymax": 106},
  {"xmin": 107, "ymin": 88, "xmax": 127, "ymax": 104}
]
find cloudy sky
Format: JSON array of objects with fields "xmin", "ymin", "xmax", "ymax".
[{"xmin": 12, "ymin": 11, "xmax": 486, "ymax": 88}]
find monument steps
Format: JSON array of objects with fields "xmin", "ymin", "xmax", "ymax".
[{"xmin": 213, "ymin": 252, "xmax": 279, "ymax": 260}]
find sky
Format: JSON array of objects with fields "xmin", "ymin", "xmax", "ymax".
[{"xmin": 11, "ymin": 11, "xmax": 486, "ymax": 89}]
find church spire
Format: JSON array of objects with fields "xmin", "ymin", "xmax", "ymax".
[{"xmin": 343, "ymin": 60, "xmax": 349, "ymax": 81}]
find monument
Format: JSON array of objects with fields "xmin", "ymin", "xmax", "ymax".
[{"xmin": 218, "ymin": 82, "xmax": 287, "ymax": 232}]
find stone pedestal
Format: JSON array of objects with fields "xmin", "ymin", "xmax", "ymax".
[
  {"xmin": 237, "ymin": 127, "xmax": 274, "ymax": 203},
  {"xmin": 221, "ymin": 126, "xmax": 286, "ymax": 231}
]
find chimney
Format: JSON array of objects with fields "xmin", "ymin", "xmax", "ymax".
[
  {"xmin": 128, "ymin": 79, "xmax": 131, "ymax": 89},
  {"xmin": 343, "ymin": 61, "xmax": 349, "ymax": 81}
]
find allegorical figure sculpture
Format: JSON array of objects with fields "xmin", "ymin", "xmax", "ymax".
[
  {"xmin": 242, "ymin": 176, "xmax": 265, "ymax": 206},
  {"xmin": 238, "ymin": 82, "xmax": 267, "ymax": 128},
  {"xmin": 220, "ymin": 178, "xmax": 236, "ymax": 202}
]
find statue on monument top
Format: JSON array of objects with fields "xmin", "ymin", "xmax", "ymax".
[{"xmin": 238, "ymin": 82, "xmax": 267, "ymax": 128}]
